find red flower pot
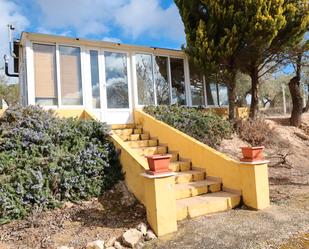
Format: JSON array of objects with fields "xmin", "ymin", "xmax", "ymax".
[
  {"xmin": 240, "ymin": 146, "xmax": 265, "ymax": 162},
  {"xmin": 146, "ymin": 154, "xmax": 172, "ymax": 175}
]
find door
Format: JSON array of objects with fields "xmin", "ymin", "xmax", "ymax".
[{"xmin": 101, "ymin": 50, "xmax": 133, "ymax": 124}]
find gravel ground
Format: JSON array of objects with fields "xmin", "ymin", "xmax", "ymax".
[{"xmin": 145, "ymin": 191, "xmax": 309, "ymax": 249}]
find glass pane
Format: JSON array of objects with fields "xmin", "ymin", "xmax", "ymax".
[
  {"xmin": 59, "ymin": 46, "xmax": 83, "ymax": 105},
  {"xmin": 90, "ymin": 50, "xmax": 100, "ymax": 108},
  {"xmin": 189, "ymin": 63, "xmax": 205, "ymax": 106},
  {"xmin": 170, "ymin": 58, "xmax": 186, "ymax": 105},
  {"xmin": 33, "ymin": 43, "xmax": 58, "ymax": 106},
  {"xmin": 205, "ymin": 82, "xmax": 218, "ymax": 106},
  {"xmin": 154, "ymin": 56, "xmax": 170, "ymax": 105},
  {"xmin": 218, "ymin": 84, "xmax": 228, "ymax": 106},
  {"xmin": 104, "ymin": 52, "xmax": 129, "ymax": 108},
  {"xmin": 136, "ymin": 54, "xmax": 154, "ymax": 105}
]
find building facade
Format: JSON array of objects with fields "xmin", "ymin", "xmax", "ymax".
[{"xmin": 18, "ymin": 32, "xmax": 228, "ymax": 124}]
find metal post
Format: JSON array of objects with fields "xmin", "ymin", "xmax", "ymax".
[{"xmin": 282, "ymin": 84, "xmax": 286, "ymax": 115}]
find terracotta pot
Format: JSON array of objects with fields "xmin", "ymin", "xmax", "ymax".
[
  {"xmin": 240, "ymin": 146, "xmax": 265, "ymax": 162},
  {"xmin": 146, "ymin": 154, "xmax": 172, "ymax": 175}
]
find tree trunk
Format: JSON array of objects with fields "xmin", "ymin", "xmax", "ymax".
[
  {"xmin": 227, "ymin": 75, "xmax": 236, "ymax": 121},
  {"xmin": 249, "ymin": 66, "xmax": 259, "ymax": 119},
  {"xmin": 303, "ymin": 84, "xmax": 309, "ymax": 113},
  {"xmin": 289, "ymin": 55, "xmax": 303, "ymax": 127}
]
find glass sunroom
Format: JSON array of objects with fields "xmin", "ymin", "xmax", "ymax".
[{"xmin": 18, "ymin": 32, "xmax": 228, "ymax": 124}]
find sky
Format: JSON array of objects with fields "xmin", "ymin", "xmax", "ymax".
[{"xmin": 0, "ymin": 0, "xmax": 186, "ymax": 73}]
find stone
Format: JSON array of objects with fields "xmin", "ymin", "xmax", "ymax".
[
  {"xmin": 106, "ymin": 247, "xmax": 115, "ymax": 249},
  {"xmin": 63, "ymin": 201, "xmax": 74, "ymax": 209},
  {"xmin": 135, "ymin": 242, "xmax": 144, "ymax": 249},
  {"xmin": 145, "ymin": 230, "xmax": 157, "ymax": 241},
  {"xmin": 86, "ymin": 240, "xmax": 105, "ymax": 249},
  {"xmin": 57, "ymin": 247, "xmax": 74, "ymax": 249},
  {"xmin": 136, "ymin": 222, "xmax": 147, "ymax": 236},
  {"xmin": 122, "ymin": 228, "xmax": 143, "ymax": 248},
  {"xmin": 114, "ymin": 241, "xmax": 123, "ymax": 249},
  {"xmin": 106, "ymin": 237, "xmax": 117, "ymax": 247}
]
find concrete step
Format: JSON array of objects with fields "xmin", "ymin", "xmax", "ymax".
[
  {"xmin": 113, "ymin": 128, "xmax": 134, "ymax": 136},
  {"xmin": 111, "ymin": 124, "xmax": 135, "ymax": 130},
  {"xmin": 134, "ymin": 146, "xmax": 168, "ymax": 156},
  {"xmin": 175, "ymin": 179, "xmax": 221, "ymax": 200},
  {"xmin": 175, "ymin": 170, "xmax": 206, "ymax": 184},
  {"xmin": 169, "ymin": 161, "xmax": 191, "ymax": 172},
  {"xmin": 176, "ymin": 191, "xmax": 241, "ymax": 221},
  {"xmin": 125, "ymin": 139, "xmax": 158, "ymax": 148}
]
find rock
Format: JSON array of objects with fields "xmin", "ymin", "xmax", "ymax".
[
  {"xmin": 106, "ymin": 247, "xmax": 115, "ymax": 249},
  {"xmin": 86, "ymin": 240, "xmax": 105, "ymax": 249},
  {"xmin": 114, "ymin": 241, "xmax": 123, "ymax": 249},
  {"xmin": 122, "ymin": 228, "xmax": 143, "ymax": 248},
  {"xmin": 135, "ymin": 242, "xmax": 144, "ymax": 249},
  {"xmin": 63, "ymin": 201, "xmax": 74, "ymax": 209},
  {"xmin": 106, "ymin": 237, "xmax": 117, "ymax": 247},
  {"xmin": 145, "ymin": 230, "xmax": 157, "ymax": 241},
  {"xmin": 57, "ymin": 247, "xmax": 74, "ymax": 249},
  {"xmin": 136, "ymin": 222, "xmax": 147, "ymax": 236}
]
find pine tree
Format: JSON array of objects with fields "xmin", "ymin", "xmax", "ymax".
[
  {"xmin": 175, "ymin": 0, "xmax": 309, "ymax": 119},
  {"xmin": 175, "ymin": 0, "xmax": 246, "ymax": 120}
]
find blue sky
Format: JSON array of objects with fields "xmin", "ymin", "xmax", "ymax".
[{"xmin": 0, "ymin": 0, "xmax": 186, "ymax": 73}]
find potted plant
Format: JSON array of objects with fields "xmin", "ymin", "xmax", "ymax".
[
  {"xmin": 240, "ymin": 146, "xmax": 265, "ymax": 162},
  {"xmin": 146, "ymin": 154, "xmax": 172, "ymax": 175}
]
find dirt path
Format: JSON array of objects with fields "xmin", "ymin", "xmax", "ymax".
[{"xmin": 145, "ymin": 190, "xmax": 309, "ymax": 249}]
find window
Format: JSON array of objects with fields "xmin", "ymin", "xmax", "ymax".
[
  {"xmin": 33, "ymin": 44, "xmax": 57, "ymax": 105},
  {"xmin": 189, "ymin": 63, "xmax": 205, "ymax": 106},
  {"xmin": 59, "ymin": 46, "xmax": 83, "ymax": 105},
  {"xmin": 104, "ymin": 52, "xmax": 129, "ymax": 108},
  {"xmin": 205, "ymin": 82, "xmax": 218, "ymax": 106},
  {"xmin": 154, "ymin": 56, "xmax": 170, "ymax": 105},
  {"xmin": 90, "ymin": 50, "xmax": 100, "ymax": 108},
  {"xmin": 170, "ymin": 58, "xmax": 186, "ymax": 105},
  {"xmin": 136, "ymin": 54, "xmax": 154, "ymax": 105},
  {"xmin": 218, "ymin": 84, "xmax": 228, "ymax": 106}
]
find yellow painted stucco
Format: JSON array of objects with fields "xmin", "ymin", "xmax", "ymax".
[
  {"xmin": 110, "ymin": 133, "xmax": 178, "ymax": 236},
  {"xmin": 239, "ymin": 163, "xmax": 270, "ymax": 210},
  {"xmin": 203, "ymin": 107, "xmax": 249, "ymax": 119},
  {"xmin": 134, "ymin": 110, "xmax": 270, "ymax": 210}
]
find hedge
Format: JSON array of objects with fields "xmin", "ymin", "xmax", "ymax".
[
  {"xmin": 143, "ymin": 105, "xmax": 232, "ymax": 148},
  {"xmin": 0, "ymin": 105, "xmax": 123, "ymax": 224}
]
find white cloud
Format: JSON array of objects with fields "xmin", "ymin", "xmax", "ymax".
[
  {"xmin": 36, "ymin": 0, "xmax": 184, "ymax": 43},
  {"xmin": 36, "ymin": 0, "xmax": 126, "ymax": 36},
  {"xmin": 114, "ymin": 0, "xmax": 184, "ymax": 42},
  {"xmin": 0, "ymin": 0, "xmax": 29, "ymax": 78},
  {"xmin": 102, "ymin": 37, "xmax": 122, "ymax": 43}
]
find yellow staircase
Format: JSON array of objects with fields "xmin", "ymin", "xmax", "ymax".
[{"xmin": 112, "ymin": 125, "xmax": 241, "ymax": 221}]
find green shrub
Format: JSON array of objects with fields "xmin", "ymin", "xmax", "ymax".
[
  {"xmin": 143, "ymin": 105, "xmax": 232, "ymax": 148},
  {"xmin": 0, "ymin": 105, "xmax": 123, "ymax": 224}
]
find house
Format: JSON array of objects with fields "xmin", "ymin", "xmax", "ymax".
[
  {"xmin": 3, "ymin": 31, "xmax": 270, "ymax": 237},
  {"xmin": 14, "ymin": 32, "xmax": 228, "ymax": 124}
]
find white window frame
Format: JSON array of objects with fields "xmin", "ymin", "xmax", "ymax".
[
  {"xmin": 57, "ymin": 43, "xmax": 86, "ymax": 109},
  {"xmin": 87, "ymin": 48, "xmax": 101, "ymax": 110},
  {"xmin": 101, "ymin": 48, "xmax": 133, "ymax": 112}
]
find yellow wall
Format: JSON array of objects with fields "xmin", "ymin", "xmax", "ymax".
[
  {"xmin": 111, "ymin": 133, "xmax": 178, "ymax": 236},
  {"xmin": 203, "ymin": 107, "xmax": 249, "ymax": 119},
  {"xmin": 135, "ymin": 110, "xmax": 242, "ymax": 191},
  {"xmin": 134, "ymin": 110, "xmax": 270, "ymax": 210}
]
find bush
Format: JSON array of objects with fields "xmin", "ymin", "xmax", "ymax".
[
  {"xmin": 236, "ymin": 118, "xmax": 273, "ymax": 146},
  {"xmin": 0, "ymin": 105, "xmax": 123, "ymax": 224},
  {"xmin": 143, "ymin": 105, "xmax": 232, "ymax": 148}
]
